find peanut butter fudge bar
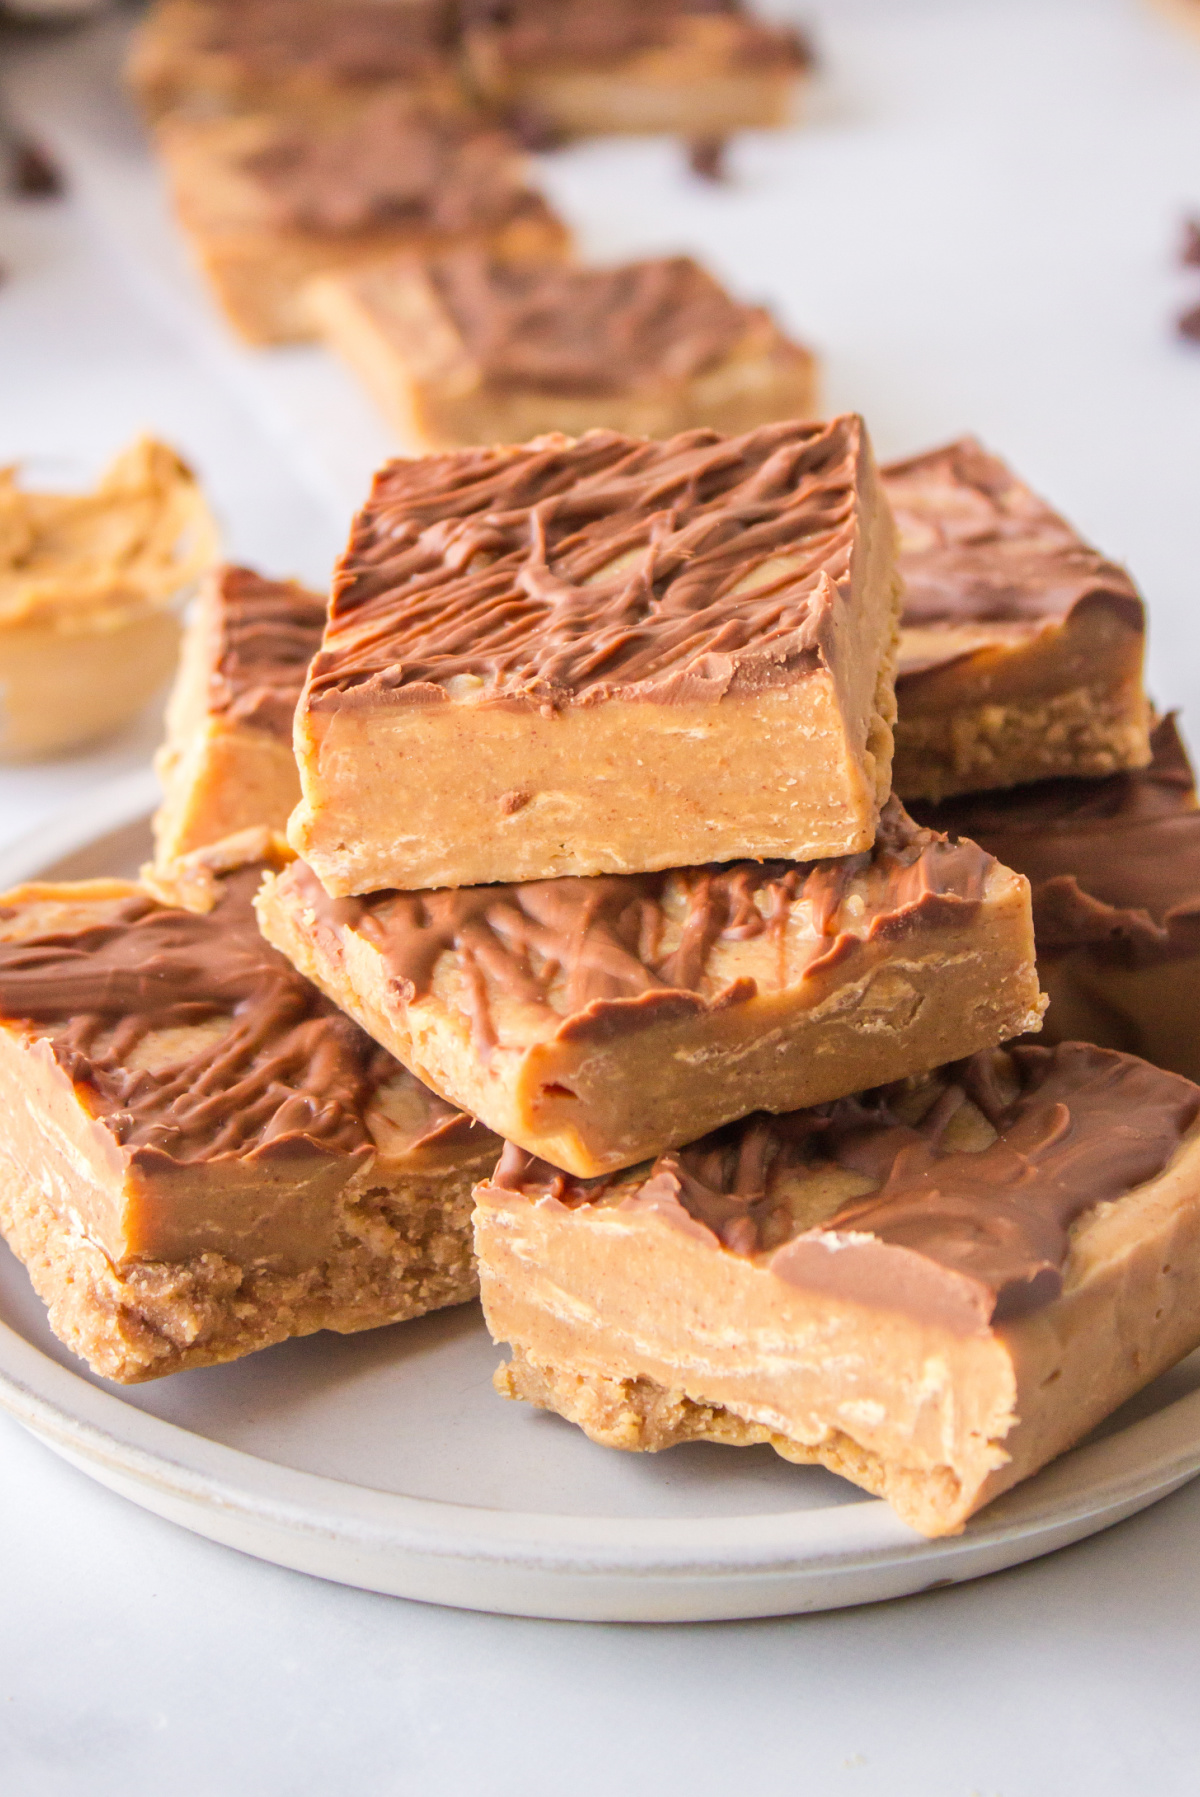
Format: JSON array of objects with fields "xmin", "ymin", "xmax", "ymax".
[
  {"xmin": 291, "ymin": 417, "xmax": 901, "ymax": 894},
  {"xmin": 129, "ymin": 0, "xmax": 463, "ymax": 122},
  {"xmin": 478, "ymin": 1042, "xmax": 1200, "ymax": 1536},
  {"xmin": 157, "ymin": 95, "xmax": 568, "ymax": 344},
  {"xmin": 913, "ymin": 715, "xmax": 1200, "ymax": 1083},
  {"xmin": 308, "ymin": 250, "xmax": 818, "ymax": 449},
  {"xmin": 154, "ymin": 564, "xmax": 325, "ymax": 864},
  {"xmin": 883, "ymin": 439, "xmax": 1151, "ymax": 801},
  {"xmin": 258, "ymin": 802, "xmax": 1042, "ymax": 1177},
  {"xmin": 461, "ymin": 0, "xmax": 811, "ymax": 144},
  {"xmin": 0, "ymin": 839, "xmax": 499, "ymax": 1383},
  {"xmin": 0, "ymin": 437, "xmax": 217, "ymax": 759}
]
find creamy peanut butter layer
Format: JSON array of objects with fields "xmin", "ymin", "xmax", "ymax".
[
  {"xmin": 0, "ymin": 842, "xmax": 499, "ymax": 1383},
  {"xmin": 258, "ymin": 801, "xmax": 1042, "ymax": 1177},
  {"xmin": 477, "ymin": 1042, "xmax": 1200, "ymax": 1537},
  {"xmin": 461, "ymin": 0, "xmax": 812, "ymax": 143},
  {"xmin": 291, "ymin": 417, "xmax": 902, "ymax": 894},
  {"xmin": 0, "ymin": 437, "xmax": 218, "ymax": 759},
  {"xmin": 883, "ymin": 439, "xmax": 1151, "ymax": 800},
  {"xmin": 154, "ymin": 564, "xmax": 326, "ymax": 864},
  {"xmin": 156, "ymin": 94, "xmax": 568, "ymax": 344},
  {"xmin": 912, "ymin": 714, "xmax": 1200, "ymax": 1083},
  {"xmin": 129, "ymin": 0, "xmax": 463, "ymax": 121},
  {"xmin": 309, "ymin": 249, "xmax": 818, "ymax": 449}
]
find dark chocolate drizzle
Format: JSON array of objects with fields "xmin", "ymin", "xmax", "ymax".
[
  {"xmin": 0, "ymin": 869, "xmax": 469, "ymax": 1167},
  {"xmin": 882, "ymin": 438, "xmax": 1143, "ymax": 666},
  {"xmin": 193, "ymin": 0, "xmax": 455, "ymax": 83},
  {"xmin": 208, "ymin": 566, "xmax": 327, "ymax": 740},
  {"xmin": 462, "ymin": 0, "xmax": 811, "ymax": 73},
  {"xmin": 307, "ymin": 416, "xmax": 868, "ymax": 710},
  {"xmin": 240, "ymin": 97, "xmax": 544, "ymax": 237},
  {"xmin": 496, "ymin": 1043, "xmax": 1200, "ymax": 1329},
  {"xmin": 284, "ymin": 798, "xmax": 993, "ymax": 1052},
  {"xmin": 912, "ymin": 715, "xmax": 1200, "ymax": 967},
  {"xmin": 423, "ymin": 252, "xmax": 759, "ymax": 395}
]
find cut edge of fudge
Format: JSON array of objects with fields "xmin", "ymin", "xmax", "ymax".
[
  {"xmin": 0, "ymin": 835, "xmax": 500, "ymax": 1383},
  {"xmin": 289, "ymin": 415, "xmax": 903, "ymax": 895},
  {"xmin": 476, "ymin": 1042, "xmax": 1200, "ymax": 1536},
  {"xmin": 257, "ymin": 799, "xmax": 1045, "ymax": 1176}
]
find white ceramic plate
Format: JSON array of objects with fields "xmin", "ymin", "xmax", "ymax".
[{"xmin": 3, "ymin": 776, "xmax": 1200, "ymax": 1623}]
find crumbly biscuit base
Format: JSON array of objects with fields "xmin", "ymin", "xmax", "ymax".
[
  {"xmin": 893, "ymin": 678, "xmax": 1152, "ymax": 801},
  {"xmin": 0, "ymin": 1138, "xmax": 482, "ymax": 1383}
]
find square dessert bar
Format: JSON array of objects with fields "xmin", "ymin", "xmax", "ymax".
[
  {"xmin": 154, "ymin": 564, "xmax": 325, "ymax": 864},
  {"xmin": 883, "ymin": 438, "xmax": 1152, "ymax": 800},
  {"xmin": 156, "ymin": 94, "xmax": 569, "ymax": 344},
  {"xmin": 129, "ymin": 0, "xmax": 463, "ymax": 122},
  {"xmin": 461, "ymin": 0, "xmax": 811, "ymax": 143},
  {"xmin": 0, "ymin": 840, "xmax": 499, "ymax": 1383},
  {"xmin": 912, "ymin": 715, "xmax": 1200, "ymax": 1084},
  {"xmin": 0, "ymin": 437, "xmax": 217, "ymax": 760},
  {"xmin": 291, "ymin": 416, "xmax": 902, "ymax": 894},
  {"xmin": 477, "ymin": 1042, "xmax": 1200, "ymax": 1537},
  {"xmin": 258, "ymin": 801, "xmax": 1043, "ymax": 1177},
  {"xmin": 308, "ymin": 249, "xmax": 819, "ymax": 449}
]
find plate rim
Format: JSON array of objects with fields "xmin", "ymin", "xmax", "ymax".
[{"xmin": 3, "ymin": 773, "xmax": 1200, "ymax": 1617}]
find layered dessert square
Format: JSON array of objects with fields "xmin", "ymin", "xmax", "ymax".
[
  {"xmin": 883, "ymin": 439, "xmax": 1152, "ymax": 800},
  {"xmin": 0, "ymin": 437, "xmax": 217, "ymax": 759},
  {"xmin": 308, "ymin": 249, "xmax": 819, "ymax": 449},
  {"xmin": 257, "ymin": 802, "xmax": 1043, "ymax": 1176},
  {"xmin": 290, "ymin": 415, "xmax": 902, "ymax": 894},
  {"xmin": 461, "ymin": 0, "xmax": 812, "ymax": 143},
  {"xmin": 477, "ymin": 1042, "xmax": 1200, "ymax": 1536},
  {"xmin": 156, "ymin": 94, "xmax": 569, "ymax": 343},
  {"xmin": 153, "ymin": 564, "xmax": 325, "ymax": 864},
  {"xmin": 912, "ymin": 715, "xmax": 1200, "ymax": 1083},
  {"xmin": 0, "ymin": 839, "xmax": 500, "ymax": 1383},
  {"xmin": 128, "ymin": 0, "xmax": 463, "ymax": 121}
]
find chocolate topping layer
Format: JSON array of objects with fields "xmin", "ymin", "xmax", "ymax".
[
  {"xmin": 882, "ymin": 438, "xmax": 1143, "ymax": 675},
  {"xmin": 210, "ymin": 565, "xmax": 326, "ymax": 739},
  {"xmin": 497, "ymin": 1043, "xmax": 1200, "ymax": 1329},
  {"xmin": 290, "ymin": 797, "xmax": 994, "ymax": 1051},
  {"xmin": 0, "ymin": 869, "xmax": 469, "ymax": 1167},
  {"xmin": 463, "ymin": 0, "xmax": 811, "ymax": 72},
  {"xmin": 911, "ymin": 715, "xmax": 1200, "ymax": 966},
  {"xmin": 240, "ymin": 97, "xmax": 542, "ymax": 237},
  {"xmin": 308, "ymin": 415, "xmax": 871, "ymax": 710},
  {"xmin": 422, "ymin": 252, "xmax": 764, "ymax": 395},
  {"xmin": 193, "ymin": 0, "xmax": 454, "ymax": 83}
]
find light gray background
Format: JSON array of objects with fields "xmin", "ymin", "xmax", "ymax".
[{"xmin": 2, "ymin": 1, "xmax": 1200, "ymax": 1790}]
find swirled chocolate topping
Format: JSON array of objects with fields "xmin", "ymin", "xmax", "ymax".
[
  {"xmin": 911, "ymin": 715, "xmax": 1200, "ymax": 965},
  {"xmin": 209, "ymin": 565, "xmax": 326, "ymax": 739},
  {"xmin": 195, "ymin": 0, "xmax": 454, "ymax": 83},
  {"xmin": 240, "ymin": 98, "xmax": 542, "ymax": 237},
  {"xmin": 497, "ymin": 1043, "xmax": 1200, "ymax": 1330},
  {"xmin": 308, "ymin": 415, "xmax": 871, "ymax": 709},
  {"xmin": 463, "ymin": 0, "xmax": 811, "ymax": 72},
  {"xmin": 882, "ymin": 439, "xmax": 1143, "ymax": 671},
  {"xmin": 424, "ymin": 252, "xmax": 762, "ymax": 396},
  {"xmin": 0, "ymin": 868, "xmax": 464, "ymax": 1166},
  {"xmin": 290, "ymin": 797, "xmax": 993, "ymax": 1051}
]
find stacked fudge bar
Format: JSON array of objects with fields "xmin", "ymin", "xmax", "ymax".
[
  {"xmin": 7, "ymin": 415, "xmax": 1200, "ymax": 1542},
  {"xmin": 235, "ymin": 412, "xmax": 1200, "ymax": 1539}
]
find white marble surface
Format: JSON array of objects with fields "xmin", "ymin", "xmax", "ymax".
[{"xmin": 2, "ymin": 0, "xmax": 1200, "ymax": 1789}]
